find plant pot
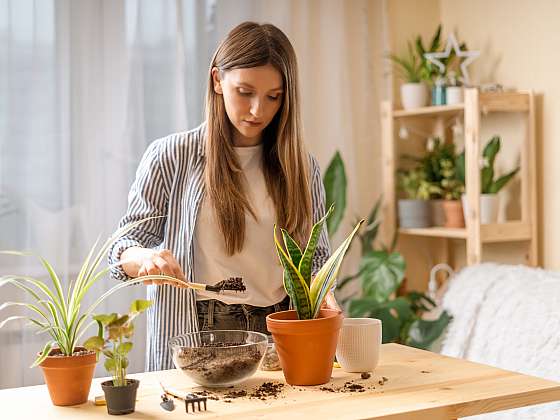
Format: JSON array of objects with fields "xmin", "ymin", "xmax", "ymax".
[
  {"xmin": 398, "ymin": 199, "xmax": 431, "ymax": 228},
  {"xmin": 400, "ymin": 83, "xmax": 428, "ymax": 110},
  {"xmin": 266, "ymin": 309, "xmax": 343, "ymax": 386},
  {"xmin": 101, "ymin": 379, "xmax": 140, "ymax": 415},
  {"xmin": 461, "ymin": 194, "xmax": 499, "ymax": 224},
  {"xmin": 446, "ymin": 86, "xmax": 463, "ymax": 105},
  {"xmin": 430, "ymin": 199, "xmax": 446, "ymax": 227},
  {"xmin": 39, "ymin": 347, "xmax": 97, "ymax": 406},
  {"xmin": 442, "ymin": 200, "xmax": 465, "ymax": 228}
]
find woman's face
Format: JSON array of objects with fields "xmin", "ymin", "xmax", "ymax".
[{"xmin": 212, "ymin": 64, "xmax": 284, "ymax": 145}]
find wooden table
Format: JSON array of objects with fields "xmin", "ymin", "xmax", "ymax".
[{"xmin": 1, "ymin": 343, "xmax": 560, "ymax": 419}]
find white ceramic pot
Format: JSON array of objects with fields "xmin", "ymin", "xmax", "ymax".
[
  {"xmin": 400, "ymin": 83, "xmax": 428, "ymax": 110},
  {"xmin": 446, "ymin": 86, "xmax": 463, "ymax": 105},
  {"xmin": 461, "ymin": 194, "xmax": 500, "ymax": 224},
  {"xmin": 336, "ymin": 318, "xmax": 381, "ymax": 373}
]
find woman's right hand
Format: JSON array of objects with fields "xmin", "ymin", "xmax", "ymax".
[{"xmin": 120, "ymin": 247, "xmax": 187, "ymax": 287}]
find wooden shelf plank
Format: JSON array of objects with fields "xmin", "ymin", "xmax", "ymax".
[
  {"xmin": 399, "ymin": 227, "xmax": 467, "ymax": 239},
  {"xmin": 480, "ymin": 222, "xmax": 532, "ymax": 242},
  {"xmin": 480, "ymin": 91, "xmax": 530, "ymax": 113},
  {"xmin": 392, "ymin": 103, "xmax": 464, "ymax": 118}
]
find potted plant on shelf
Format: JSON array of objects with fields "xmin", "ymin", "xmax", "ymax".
[
  {"xmin": 397, "ymin": 167, "xmax": 435, "ymax": 228},
  {"xmin": 436, "ymin": 156, "xmax": 465, "ymax": 228},
  {"xmin": 0, "ymin": 218, "xmax": 174, "ymax": 406},
  {"xmin": 389, "ymin": 42, "xmax": 428, "ymax": 110},
  {"xmin": 456, "ymin": 135, "xmax": 520, "ymax": 224},
  {"xmin": 84, "ymin": 299, "xmax": 152, "ymax": 415},
  {"xmin": 266, "ymin": 205, "xmax": 363, "ymax": 386}
]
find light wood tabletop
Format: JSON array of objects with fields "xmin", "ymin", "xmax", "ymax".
[{"xmin": 1, "ymin": 343, "xmax": 559, "ymax": 419}]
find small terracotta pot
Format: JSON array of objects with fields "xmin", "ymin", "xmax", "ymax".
[
  {"xmin": 442, "ymin": 200, "xmax": 465, "ymax": 228},
  {"xmin": 39, "ymin": 347, "xmax": 97, "ymax": 406},
  {"xmin": 266, "ymin": 309, "xmax": 343, "ymax": 386}
]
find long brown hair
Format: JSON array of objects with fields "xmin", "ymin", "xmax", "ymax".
[{"xmin": 205, "ymin": 21, "xmax": 312, "ymax": 255}]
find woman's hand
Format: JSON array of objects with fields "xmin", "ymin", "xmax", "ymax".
[
  {"xmin": 321, "ymin": 290, "xmax": 343, "ymax": 313},
  {"xmin": 121, "ymin": 247, "xmax": 187, "ymax": 287}
]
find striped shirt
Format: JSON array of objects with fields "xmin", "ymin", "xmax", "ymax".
[{"xmin": 108, "ymin": 122, "xmax": 331, "ymax": 371}]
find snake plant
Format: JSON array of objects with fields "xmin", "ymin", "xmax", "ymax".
[
  {"xmin": 274, "ymin": 205, "xmax": 364, "ymax": 320},
  {"xmin": 0, "ymin": 217, "xmax": 174, "ymax": 368}
]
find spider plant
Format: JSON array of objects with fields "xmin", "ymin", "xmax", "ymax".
[
  {"xmin": 274, "ymin": 205, "xmax": 364, "ymax": 320},
  {"xmin": 0, "ymin": 217, "xmax": 179, "ymax": 368}
]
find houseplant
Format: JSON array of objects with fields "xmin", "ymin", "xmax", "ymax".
[
  {"xmin": 266, "ymin": 205, "xmax": 363, "ymax": 386},
  {"xmin": 0, "ymin": 217, "xmax": 176, "ymax": 406},
  {"xmin": 84, "ymin": 299, "xmax": 153, "ymax": 415},
  {"xmin": 389, "ymin": 41, "xmax": 428, "ymax": 110},
  {"xmin": 323, "ymin": 153, "xmax": 451, "ymax": 348},
  {"xmin": 456, "ymin": 135, "xmax": 520, "ymax": 224},
  {"xmin": 437, "ymin": 156, "xmax": 465, "ymax": 228},
  {"xmin": 397, "ymin": 167, "xmax": 435, "ymax": 228}
]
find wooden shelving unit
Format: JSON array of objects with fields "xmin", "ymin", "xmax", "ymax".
[{"xmin": 381, "ymin": 89, "xmax": 538, "ymax": 267}]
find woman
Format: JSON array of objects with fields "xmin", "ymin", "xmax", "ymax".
[{"xmin": 109, "ymin": 21, "xmax": 339, "ymax": 372}]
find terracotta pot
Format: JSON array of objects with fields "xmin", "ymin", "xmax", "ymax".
[
  {"xmin": 442, "ymin": 200, "xmax": 465, "ymax": 228},
  {"xmin": 266, "ymin": 309, "xmax": 343, "ymax": 386},
  {"xmin": 39, "ymin": 347, "xmax": 97, "ymax": 406}
]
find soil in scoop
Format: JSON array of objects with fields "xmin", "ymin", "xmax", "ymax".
[{"xmin": 175, "ymin": 342, "xmax": 264, "ymax": 385}]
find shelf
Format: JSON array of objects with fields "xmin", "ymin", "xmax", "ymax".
[
  {"xmin": 480, "ymin": 92, "xmax": 530, "ymax": 113},
  {"xmin": 392, "ymin": 103, "xmax": 464, "ymax": 118},
  {"xmin": 399, "ymin": 222, "xmax": 532, "ymax": 243},
  {"xmin": 399, "ymin": 227, "xmax": 467, "ymax": 239}
]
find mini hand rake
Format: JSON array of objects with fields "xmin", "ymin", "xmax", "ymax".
[{"xmin": 159, "ymin": 382, "xmax": 208, "ymax": 413}]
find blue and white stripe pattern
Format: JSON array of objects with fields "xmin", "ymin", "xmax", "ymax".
[{"xmin": 108, "ymin": 122, "xmax": 331, "ymax": 371}]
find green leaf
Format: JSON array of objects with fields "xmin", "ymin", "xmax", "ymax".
[
  {"xmin": 102, "ymin": 349, "xmax": 114, "ymax": 359},
  {"xmin": 406, "ymin": 311, "xmax": 452, "ymax": 349},
  {"xmin": 490, "ymin": 168, "xmax": 519, "ymax": 194},
  {"xmin": 281, "ymin": 229, "xmax": 303, "ymax": 269},
  {"xmin": 274, "ymin": 226, "xmax": 312, "ymax": 319},
  {"xmin": 481, "ymin": 166, "xmax": 494, "ymax": 194},
  {"xmin": 360, "ymin": 251, "xmax": 406, "ymax": 302},
  {"xmin": 104, "ymin": 358, "xmax": 116, "ymax": 373},
  {"xmin": 93, "ymin": 313, "xmax": 118, "ymax": 326},
  {"xmin": 129, "ymin": 299, "xmax": 153, "ymax": 314},
  {"xmin": 323, "ymin": 151, "xmax": 347, "ymax": 237},
  {"xmin": 483, "ymin": 136, "xmax": 501, "ymax": 166},
  {"xmin": 31, "ymin": 341, "xmax": 54, "ymax": 368},
  {"xmin": 348, "ymin": 297, "xmax": 380, "ymax": 317},
  {"xmin": 298, "ymin": 204, "xmax": 334, "ymax": 286},
  {"xmin": 309, "ymin": 219, "xmax": 365, "ymax": 318},
  {"xmin": 83, "ymin": 336, "xmax": 105, "ymax": 352},
  {"xmin": 117, "ymin": 342, "xmax": 133, "ymax": 355},
  {"xmin": 455, "ymin": 152, "xmax": 465, "ymax": 185},
  {"xmin": 374, "ymin": 307, "xmax": 402, "ymax": 343}
]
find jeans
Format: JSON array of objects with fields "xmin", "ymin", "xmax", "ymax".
[{"xmin": 196, "ymin": 295, "xmax": 290, "ymax": 334}]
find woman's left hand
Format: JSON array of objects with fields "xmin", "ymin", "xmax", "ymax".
[{"xmin": 321, "ymin": 291, "xmax": 342, "ymax": 313}]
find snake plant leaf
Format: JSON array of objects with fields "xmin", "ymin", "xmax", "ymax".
[
  {"xmin": 299, "ymin": 204, "xmax": 334, "ymax": 286},
  {"xmin": 274, "ymin": 226, "xmax": 312, "ymax": 319},
  {"xmin": 323, "ymin": 152, "xmax": 347, "ymax": 236},
  {"xmin": 309, "ymin": 219, "xmax": 364, "ymax": 318},
  {"xmin": 281, "ymin": 229, "xmax": 303, "ymax": 269}
]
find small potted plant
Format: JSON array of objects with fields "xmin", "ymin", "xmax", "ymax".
[
  {"xmin": 389, "ymin": 42, "xmax": 428, "ymax": 110},
  {"xmin": 457, "ymin": 136, "xmax": 519, "ymax": 224},
  {"xmin": 438, "ymin": 157, "xmax": 465, "ymax": 227},
  {"xmin": 397, "ymin": 167, "xmax": 435, "ymax": 228},
  {"xmin": 446, "ymin": 71, "xmax": 463, "ymax": 105},
  {"xmin": 0, "ymin": 218, "xmax": 176, "ymax": 406},
  {"xmin": 266, "ymin": 205, "xmax": 363, "ymax": 386},
  {"xmin": 84, "ymin": 299, "xmax": 153, "ymax": 415}
]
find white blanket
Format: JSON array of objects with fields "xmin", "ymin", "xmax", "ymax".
[{"xmin": 441, "ymin": 263, "xmax": 560, "ymax": 419}]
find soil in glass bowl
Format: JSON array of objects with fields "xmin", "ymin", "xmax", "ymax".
[{"xmin": 169, "ymin": 330, "xmax": 267, "ymax": 387}]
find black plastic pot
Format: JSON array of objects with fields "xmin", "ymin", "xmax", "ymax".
[{"xmin": 101, "ymin": 379, "xmax": 139, "ymax": 415}]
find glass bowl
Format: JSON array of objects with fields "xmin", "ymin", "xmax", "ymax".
[{"xmin": 169, "ymin": 330, "xmax": 268, "ymax": 387}]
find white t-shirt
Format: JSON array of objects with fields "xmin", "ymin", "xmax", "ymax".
[{"xmin": 193, "ymin": 144, "xmax": 286, "ymax": 306}]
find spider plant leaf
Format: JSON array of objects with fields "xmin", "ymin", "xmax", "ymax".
[{"xmin": 31, "ymin": 341, "xmax": 55, "ymax": 368}]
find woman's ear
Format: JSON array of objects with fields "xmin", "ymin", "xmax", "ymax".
[{"xmin": 211, "ymin": 67, "xmax": 223, "ymax": 94}]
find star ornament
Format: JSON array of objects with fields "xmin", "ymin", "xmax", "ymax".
[{"xmin": 424, "ymin": 33, "xmax": 480, "ymax": 86}]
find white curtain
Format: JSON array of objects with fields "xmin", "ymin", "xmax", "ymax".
[{"xmin": 0, "ymin": 0, "xmax": 389, "ymax": 388}]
